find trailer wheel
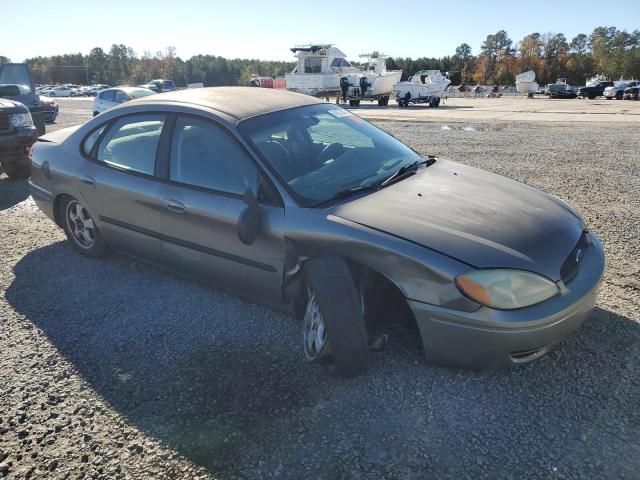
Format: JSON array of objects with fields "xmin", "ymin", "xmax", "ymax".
[{"xmin": 435, "ymin": 97, "xmax": 441, "ymax": 107}]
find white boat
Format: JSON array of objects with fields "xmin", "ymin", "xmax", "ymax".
[
  {"xmin": 339, "ymin": 52, "xmax": 402, "ymax": 106},
  {"xmin": 285, "ymin": 44, "xmax": 360, "ymax": 97},
  {"xmin": 393, "ymin": 70, "xmax": 451, "ymax": 107},
  {"xmin": 516, "ymin": 70, "xmax": 539, "ymax": 94},
  {"xmin": 586, "ymin": 74, "xmax": 610, "ymax": 86}
]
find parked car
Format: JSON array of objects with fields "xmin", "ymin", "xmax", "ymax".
[
  {"xmin": 623, "ymin": 82, "xmax": 640, "ymax": 100},
  {"xmin": 548, "ymin": 83, "xmax": 577, "ymax": 99},
  {"xmin": 92, "ymin": 87, "xmax": 156, "ymax": 115},
  {"xmin": 0, "ymin": 62, "xmax": 46, "ymax": 135},
  {"xmin": 0, "ymin": 96, "xmax": 38, "ymax": 179},
  {"xmin": 141, "ymin": 79, "xmax": 176, "ymax": 93},
  {"xmin": 86, "ymin": 85, "xmax": 111, "ymax": 97},
  {"xmin": 46, "ymin": 86, "xmax": 72, "ymax": 97},
  {"xmin": 577, "ymin": 81, "xmax": 614, "ymax": 99},
  {"xmin": 603, "ymin": 81, "xmax": 638, "ymax": 100},
  {"xmin": 28, "ymin": 87, "xmax": 605, "ymax": 377},
  {"xmin": 40, "ymin": 96, "xmax": 59, "ymax": 123}
]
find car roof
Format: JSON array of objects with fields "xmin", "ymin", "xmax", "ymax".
[{"xmin": 134, "ymin": 86, "xmax": 323, "ymax": 121}]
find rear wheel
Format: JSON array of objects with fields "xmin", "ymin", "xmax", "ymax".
[
  {"xmin": 303, "ymin": 256, "xmax": 370, "ymax": 377},
  {"xmin": 59, "ymin": 196, "xmax": 109, "ymax": 257}
]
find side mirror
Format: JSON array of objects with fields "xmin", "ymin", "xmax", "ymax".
[{"xmin": 237, "ymin": 189, "xmax": 261, "ymax": 245}]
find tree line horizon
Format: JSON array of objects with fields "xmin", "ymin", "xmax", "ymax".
[{"xmin": 2, "ymin": 26, "xmax": 638, "ymax": 87}]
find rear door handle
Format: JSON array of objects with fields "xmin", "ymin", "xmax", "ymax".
[
  {"xmin": 81, "ymin": 175, "xmax": 95, "ymax": 186},
  {"xmin": 165, "ymin": 199, "xmax": 186, "ymax": 214}
]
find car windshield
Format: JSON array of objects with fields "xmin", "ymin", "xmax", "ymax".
[
  {"xmin": 129, "ymin": 89, "xmax": 156, "ymax": 98},
  {"xmin": 238, "ymin": 104, "xmax": 422, "ymax": 207},
  {"xmin": 0, "ymin": 64, "xmax": 34, "ymax": 94}
]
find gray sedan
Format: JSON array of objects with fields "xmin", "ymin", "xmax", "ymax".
[{"xmin": 28, "ymin": 87, "xmax": 605, "ymax": 377}]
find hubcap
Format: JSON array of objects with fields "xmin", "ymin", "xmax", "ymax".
[
  {"xmin": 303, "ymin": 291, "xmax": 329, "ymax": 361},
  {"xmin": 66, "ymin": 200, "xmax": 96, "ymax": 249}
]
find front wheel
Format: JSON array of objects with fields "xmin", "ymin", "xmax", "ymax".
[
  {"xmin": 59, "ymin": 196, "xmax": 109, "ymax": 257},
  {"xmin": 303, "ymin": 256, "xmax": 370, "ymax": 377}
]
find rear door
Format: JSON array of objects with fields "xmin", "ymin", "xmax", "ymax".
[
  {"xmin": 79, "ymin": 113, "xmax": 169, "ymax": 263},
  {"xmin": 157, "ymin": 114, "xmax": 286, "ymax": 303}
]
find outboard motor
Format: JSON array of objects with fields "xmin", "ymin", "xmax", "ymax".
[
  {"xmin": 340, "ymin": 76, "xmax": 350, "ymax": 101},
  {"xmin": 359, "ymin": 76, "xmax": 370, "ymax": 96}
]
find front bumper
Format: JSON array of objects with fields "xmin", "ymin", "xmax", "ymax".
[
  {"xmin": 409, "ymin": 233, "xmax": 605, "ymax": 369},
  {"xmin": 0, "ymin": 127, "xmax": 38, "ymax": 166}
]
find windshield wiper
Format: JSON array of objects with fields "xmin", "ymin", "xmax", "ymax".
[
  {"xmin": 314, "ymin": 184, "xmax": 379, "ymax": 207},
  {"xmin": 380, "ymin": 157, "xmax": 436, "ymax": 187}
]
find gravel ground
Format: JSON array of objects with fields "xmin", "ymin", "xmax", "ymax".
[{"xmin": 1, "ymin": 99, "xmax": 639, "ymax": 479}]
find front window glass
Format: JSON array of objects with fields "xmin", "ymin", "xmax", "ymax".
[
  {"xmin": 97, "ymin": 114, "xmax": 165, "ymax": 175},
  {"xmin": 170, "ymin": 116, "xmax": 257, "ymax": 195},
  {"xmin": 239, "ymin": 104, "xmax": 421, "ymax": 206}
]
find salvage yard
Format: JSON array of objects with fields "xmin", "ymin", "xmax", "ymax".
[{"xmin": 1, "ymin": 96, "xmax": 639, "ymax": 479}]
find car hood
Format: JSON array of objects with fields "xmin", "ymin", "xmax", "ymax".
[
  {"xmin": 0, "ymin": 97, "xmax": 26, "ymax": 112},
  {"xmin": 331, "ymin": 159, "xmax": 584, "ymax": 281}
]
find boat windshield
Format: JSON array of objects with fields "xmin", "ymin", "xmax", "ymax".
[{"xmin": 238, "ymin": 104, "xmax": 422, "ymax": 207}]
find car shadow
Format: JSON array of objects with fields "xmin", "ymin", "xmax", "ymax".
[
  {"xmin": 4, "ymin": 241, "xmax": 331, "ymax": 477},
  {"xmin": 0, "ymin": 176, "xmax": 29, "ymax": 211},
  {"xmin": 5, "ymin": 242, "xmax": 640, "ymax": 478}
]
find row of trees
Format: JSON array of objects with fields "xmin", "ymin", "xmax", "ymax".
[
  {"xmin": 14, "ymin": 45, "xmax": 295, "ymax": 88},
  {"xmin": 388, "ymin": 27, "xmax": 640, "ymax": 86},
  {"xmin": 2, "ymin": 26, "xmax": 639, "ymax": 87}
]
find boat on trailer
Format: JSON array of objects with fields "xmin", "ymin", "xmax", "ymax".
[
  {"xmin": 285, "ymin": 44, "xmax": 360, "ymax": 97},
  {"xmin": 393, "ymin": 70, "xmax": 451, "ymax": 107},
  {"xmin": 516, "ymin": 70, "xmax": 539, "ymax": 94},
  {"xmin": 339, "ymin": 52, "xmax": 402, "ymax": 106}
]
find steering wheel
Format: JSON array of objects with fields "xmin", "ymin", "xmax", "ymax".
[{"xmin": 318, "ymin": 142, "xmax": 345, "ymax": 164}]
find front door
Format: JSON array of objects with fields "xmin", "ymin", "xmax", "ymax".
[{"xmin": 157, "ymin": 115, "xmax": 286, "ymax": 304}]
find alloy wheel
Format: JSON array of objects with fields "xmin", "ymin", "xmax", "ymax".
[{"xmin": 66, "ymin": 200, "xmax": 96, "ymax": 249}]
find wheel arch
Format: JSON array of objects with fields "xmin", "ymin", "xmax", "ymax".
[
  {"xmin": 52, "ymin": 192, "xmax": 72, "ymax": 227},
  {"xmin": 286, "ymin": 253, "xmax": 421, "ymax": 348}
]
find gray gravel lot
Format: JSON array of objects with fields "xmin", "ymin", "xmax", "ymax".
[{"xmin": 1, "ymin": 98, "xmax": 639, "ymax": 479}]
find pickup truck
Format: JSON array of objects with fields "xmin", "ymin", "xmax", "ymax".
[
  {"xmin": 0, "ymin": 96, "xmax": 38, "ymax": 179},
  {"xmin": 0, "ymin": 63, "xmax": 44, "ymax": 179},
  {"xmin": 577, "ymin": 81, "xmax": 614, "ymax": 99}
]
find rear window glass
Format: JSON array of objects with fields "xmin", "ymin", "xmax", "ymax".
[
  {"xmin": 96, "ymin": 114, "xmax": 165, "ymax": 175},
  {"xmin": 83, "ymin": 125, "xmax": 107, "ymax": 156}
]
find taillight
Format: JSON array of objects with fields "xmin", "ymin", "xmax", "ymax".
[{"xmin": 27, "ymin": 142, "xmax": 36, "ymax": 167}]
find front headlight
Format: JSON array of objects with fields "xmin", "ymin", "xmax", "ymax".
[
  {"xmin": 455, "ymin": 269, "xmax": 559, "ymax": 310},
  {"xmin": 10, "ymin": 112, "xmax": 34, "ymax": 128}
]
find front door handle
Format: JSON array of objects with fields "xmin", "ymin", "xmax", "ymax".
[
  {"xmin": 165, "ymin": 199, "xmax": 186, "ymax": 214},
  {"xmin": 81, "ymin": 175, "xmax": 95, "ymax": 186}
]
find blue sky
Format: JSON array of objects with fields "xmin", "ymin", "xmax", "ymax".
[{"xmin": 3, "ymin": 0, "xmax": 639, "ymax": 62}]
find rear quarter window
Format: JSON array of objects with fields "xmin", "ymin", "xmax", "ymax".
[{"xmin": 82, "ymin": 125, "xmax": 107, "ymax": 156}]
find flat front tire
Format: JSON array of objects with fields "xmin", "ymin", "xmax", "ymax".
[
  {"xmin": 304, "ymin": 256, "xmax": 370, "ymax": 377},
  {"xmin": 59, "ymin": 196, "xmax": 109, "ymax": 257}
]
